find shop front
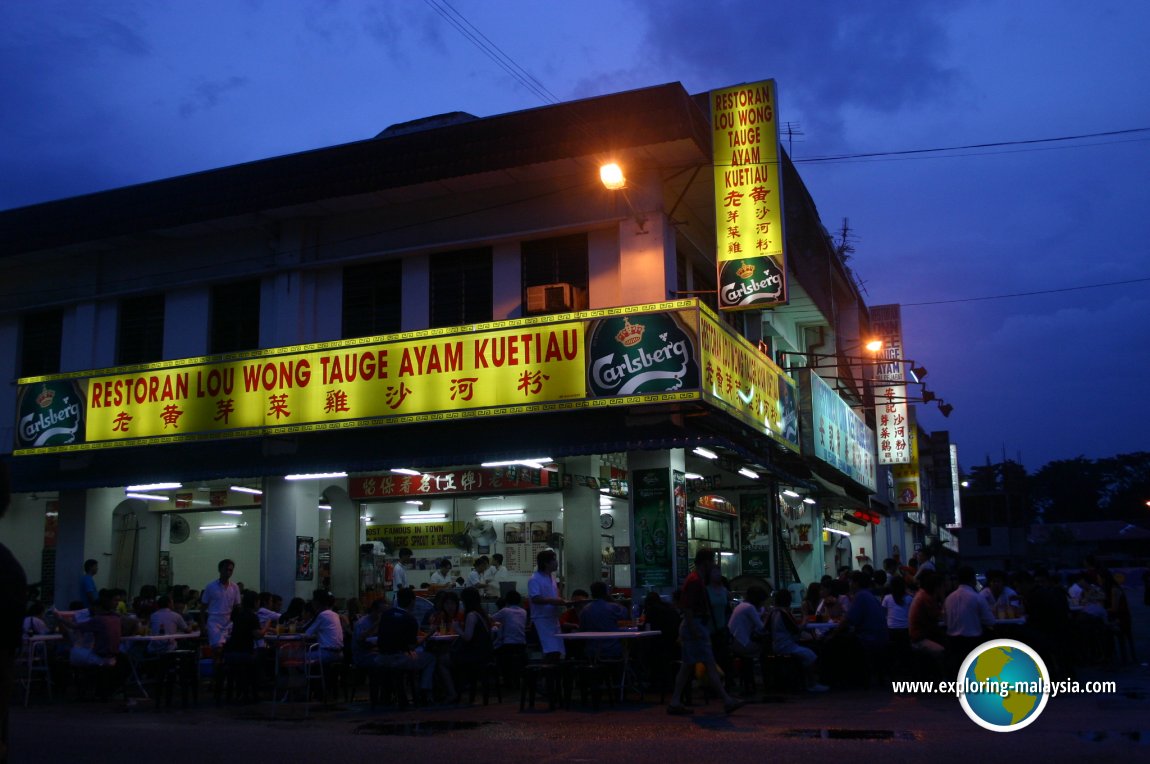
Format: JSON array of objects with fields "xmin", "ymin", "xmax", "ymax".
[{"xmin": 13, "ymin": 299, "xmax": 802, "ymax": 608}]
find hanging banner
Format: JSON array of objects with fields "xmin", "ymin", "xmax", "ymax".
[
  {"xmin": 893, "ymin": 408, "xmax": 921, "ymax": 511},
  {"xmin": 739, "ymin": 494, "xmax": 772, "ymax": 575},
  {"xmin": 876, "ymin": 382, "xmax": 911, "ymax": 465},
  {"xmin": 712, "ymin": 79, "xmax": 787, "ymax": 311},
  {"xmin": 633, "ymin": 468, "xmax": 673, "ymax": 588}
]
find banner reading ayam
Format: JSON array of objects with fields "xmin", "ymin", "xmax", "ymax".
[{"xmin": 712, "ymin": 79, "xmax": 787, "ymax": 311}]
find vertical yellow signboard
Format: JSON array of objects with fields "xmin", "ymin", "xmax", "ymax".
[{"xmin": 712, "ymin": 79, "xmax": 786, "ymax": 311}]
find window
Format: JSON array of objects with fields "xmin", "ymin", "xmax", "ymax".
[
  {"xmin": 19, "ymin": 308, "xmax": 63, "ymax": 377},
  {"xmin": 522, "ymin": 234, "xmax": 588, "ymax": 314},
  {"xmin": 210, "ymin": 280, "xmax": 261, "ymax": 354},
  {"xmin": 429, "ymin": 247, "xmax": 492, "ymax": 328},
  {"xmin": 343, "ymin": 260, "xmax": 401, "ymax": 339},
  {"xmin": 117, "ymin": 294, "xmax": 165, "ymax": 365},
  {"xmin": 977, "ymin": 527, "xmax": 992, "ymax": 547}
]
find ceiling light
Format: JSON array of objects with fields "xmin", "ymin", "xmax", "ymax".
[
  {"xmin": 229, "ymin": 485, "xmax": 263, "ymax": 495},
  {"xmin": 125, "ymin": 483, "xmax": 181, "ymax": 492},
  {"xmin": 684, "ymin": 472, "xmax": 704, "ymax": 480},
  {"xmin": 738, "ymin": 467, "xmax": 759, "ymax": 479},
  {"xmin": 825, "ymin": 527, "xmax": 851, "ymax": 537},
  {"xmin": 284, "ymin": 472, "xmax": 347, "ymax": 480},
  {"xmin": 391, "ymin": 468, "xmax": 422, "ymax": 476},
  {"xmin": 405, "ymin": 500, "xmax": 424, "ymax": 506},
  {"xmin": 481, "ymin": 458, "xmax": 552, "ymax": 469},
  {"xmin": 361, "ymin": 516, "xmax": 373, "ymax": 523},
  {"xmin": 200, "ymin": 523, "xmax": 244, "ymax": 531},
  {"xmin": 782, "ymin": 489, "xmax": 800, "ymax": 498},
  {"xmin": 317, "ymin": 504, "xmax": 332, "ymax": 511},
  {"xmin": 475, "ymin": 509, "xmax": 525, "ymax": 517},
  {"xmin": 220, "ymin": 510, "xmax": 243, "ymax": 516},
  {"xmin": 693, "ymin": 447, "xmax": 718, "ymax": 460},
  {"xmin": 599, "ymin": 162, "xmax": 626, "ymax": 190},
  {"xmin": 803, "ymin": 498, "xmax": 817, "ymax": 505},
  {"xmin": 402, "ymin": 513, "xmax": 446, "ymax": 521},
  {"xmin": 125, "ymin": 493, "xmax": 170, "ymax": 502}
]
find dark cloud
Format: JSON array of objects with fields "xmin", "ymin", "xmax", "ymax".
[{"xmin": 179, "ymin": 76, "xmax": 249, "ymax": 118}]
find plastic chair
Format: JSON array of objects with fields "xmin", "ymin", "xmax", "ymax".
[{"xmin": 20, "ymin": 638, "xmax": 53, "ymax": 706}]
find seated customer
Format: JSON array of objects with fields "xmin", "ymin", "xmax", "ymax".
[
  {"xmin": 428, "ymin": 589, "xmax": 462, "ymax": 635},
  {"xmin": 377, "ymin": 587, "xmax": 439, "ymax": 704},
  {"xmin": 148, "ymin": 595, "xmax": 193, "ymax": 655},
  {"xmin": 727, "ymin": 585, "xmax": 770, "ymax": 662},
  {"xmin": 578, "ymin": 581, "xmax": 628, "ymax": 659},
  {"xmin": 219, "ymin": 589, "xmax": 267, "ymax": 702},
  {"xmin": 304, "ymin": 590, "xmax": 345, "ymax": 664},
  {"xmin": 765, "ymin": 589, "xmax": 827, "ymax": 691},
  {"xmin": 491, "ymin": 590, "xmax": 528, "ymax": 687}
]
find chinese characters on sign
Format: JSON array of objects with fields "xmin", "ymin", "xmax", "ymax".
[
  {"xmin": 712, "ymin": 79, "xmax": 787, "ymax": 311},
  {"xmin": 876, "ymin": 383, "xmax": 911, "ymax": 465},
  {"xmin": 807, "ymin": 371, "xmax": 877, "ymax": 492},
  {"xmin": 348, "ymin": 467, "xmax": 557, "ymax": 500}
]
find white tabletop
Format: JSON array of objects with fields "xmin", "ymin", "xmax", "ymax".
[
  {"xmin": 557, "ymin": 630, "xmax": 661, "ymax": 640},
  {"xmin": 121, "ymin": 632, "xmax": 201, "ymax": 642}
]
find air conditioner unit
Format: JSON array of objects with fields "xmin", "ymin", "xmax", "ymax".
[{"xmin": 526, "ymin": 283, "xmax": 587, "ymax": 314}]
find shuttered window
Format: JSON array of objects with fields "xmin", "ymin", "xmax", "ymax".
[
  {"xmin": 19, "ymin": 308, "xmax": 63, "ymax": 377},
  {"xmin": 210, "ymin": 280, "xmax": 261, "ymax": 354},
  {"xmin": 343, "ymin": 260, "xmax": 402, "ymax": 339},
  {"xmin": 429, "ymin": 248, "xmax": 492, "ymax": 328},
  {"xmin": 117, "ymin": 294, "xmax": 165, "ymax": 365}
]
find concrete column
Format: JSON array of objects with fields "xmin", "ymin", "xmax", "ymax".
[
  {"xmin": 53, "ymin": 487, "xmax": 120, "ymax": 608},
  {"xmin": 587, "ymin": 227, "xmax": 620, "ymax": 309},
  {"xmin": 561, "ymin": 456, "xmax": 602, "ymax": 594},
  {"xmin": 262, "ymin": 476, "xmax": 324, "ymax": 601},
  {"xmin": 323, "ymin": 486, "xmax": 359, "ymax": 601}
]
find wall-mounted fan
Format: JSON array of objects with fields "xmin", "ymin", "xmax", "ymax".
[{"xmin": 169, "ymin": 514, "xmax": 190, "ymax": 544}]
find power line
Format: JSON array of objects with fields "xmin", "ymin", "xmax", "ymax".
[
  {"xmin": 794, "ymin": 127, "xmax": 1150, "ymax": 164},
  {"xmin": 902, "ymin": 275, "xmax": 1150, "ymax": 307}
]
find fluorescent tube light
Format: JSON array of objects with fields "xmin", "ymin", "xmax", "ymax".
[
  {"xmin": 825, "ymin": 527, "xmax": 851, "ymax": 537},
  {"xmin": 782, "ymin": 490, "xmax": 801, "ymax": 498},
  {"xmin": 229, "ymin": 486, "xmax": 263, "ymax": 495},
  {"xmin": 684, "ymin": 472, "xmax": 704, "ymax": 480},
  {"xmin": 402, "ymin": 513, "xmax": 446, "ymax": 521},
  {"xmin": 126, "ymin": 493, "xmax": 170, "ymax": 502},
  {"xmin": 126, "ymin": 483, "xmax": 181, "ymax": 492},
  {"xmin": 317, "ymin": 504, "xmax": 332, "ymax": 510},
  {"xmin": 481, "ymin": 458, "xmax": 551, "ymax": 468},
  {"xmin": 220, "ymin": 510, "xmax": 243, "ymax": 516},
  {"xmin": 391, "ymin": 468, "xmax": 422, "ymax": 476},
  {"xmin": 692, "ymin": 447, "xmax": 718, "ymax": 460},
  {"xmin": 738, "ymin": 468, "xmax": 759, "ymax": 479},
  {"xmin": 475, "ymin": 509, "xmax": 524, "ymax": 517},
  {"xmin": 405, "ymin": 500, "xmax": 424, "ymax": 506},
  {"xmin": 284, "ymin": 472, "xmax": 347, "ymax": 480},
  {"xmin": 803, "ymin": 498, "xmax": 817, "ymax": 505},
  {"xmin": 200, "ymin": 523, "xmax": 244, "ymax": 531}
]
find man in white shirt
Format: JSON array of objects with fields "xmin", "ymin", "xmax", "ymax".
[
  {"xmin": 464, "ymin": 556, "xmax": 491, "ymax": 593},
  {"xmin": 392, "ymin": 548, "xmax": 412, "ymax": 592},
  {"xmin": 945, "ymin": 566, "xmax": 995, "ymax": 665},
  {"xmin": 200, "ymin": 559, "xmax": 241, "ymax": 647},
  {"xmin": 484, "ymin": 553, "xmax": 508, "ymax": 585},
  {"xmin": 429, "ymin": 558, "xmax": 454, "ymax": 586},
  {"xmin": 979, "ymin": 570, "xmax": 1020, "ymax": 614},
  {"xmin": 304, "ymin": 591, "xmax": 344, "ymax": 664},
  {"xmin": 528, "ymin": 549, "xmax": 565, "ymax": 660}
]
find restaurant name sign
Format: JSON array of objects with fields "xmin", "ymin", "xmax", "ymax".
[
  {"xmin": 712, "ymin": 79, "xmax": 787, "ymax": 311},
  {"xmin": 15, "ymin": 300, "xmax": 794, "ymax": 454},
  {"xmin": 350, "ymin": 466, "xmax": 558, "ymax": 500}
]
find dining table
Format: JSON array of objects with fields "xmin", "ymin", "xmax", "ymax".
[
  {"xmin": 557, "ymin": 629, "xmax": 661, "ymax": 701},
  {"xmin": 119, "ymin": 631, "xmax": 202, "ymax": 698}
]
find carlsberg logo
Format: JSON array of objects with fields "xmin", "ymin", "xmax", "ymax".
[
  {"xmin": 16, "ymin": 381, "xmax": 83, "ymax": 448},
  {"xmin": 591, "ymin": 337, "xmax": 691, "ymax": 395}
]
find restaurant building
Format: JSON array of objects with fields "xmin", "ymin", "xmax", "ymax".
[{"xmin": 1, "ymin": 80, "xmax": 936, "ymax": 608}]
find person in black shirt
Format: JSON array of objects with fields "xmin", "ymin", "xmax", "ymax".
[
  {"xmin": 378, "ymin": 587, "xmax": 438, "ymax": 703},
  {"xmin": 219, "ymin": 589, "xmax": 266, "ymax": 702}
]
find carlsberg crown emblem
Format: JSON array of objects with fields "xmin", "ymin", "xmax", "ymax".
[{"xmin": 615, "ymin": 317, "xmax": 645, "ymax": 347}]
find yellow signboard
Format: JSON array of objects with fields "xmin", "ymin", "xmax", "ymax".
[
  {"xmin": 697, "ymin": 306, "xmax": 799, "ymax": 452},
  {"xmin": 893, "ymin": 408, "xmax": 921, "ymax": 511},
  {"xmin": 711, "ymin": 79, "xmax": 787, "ymax": 311},
  {"xmin": 15, "ymin": 301, "xmax": 705, "ymax": 454},
  {"xmin": 365, "ymin": 521, "xmax": 466, "ymax": 549}
]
